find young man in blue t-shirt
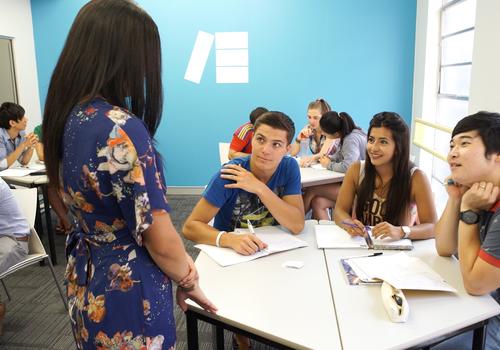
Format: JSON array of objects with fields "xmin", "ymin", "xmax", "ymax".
[
  {"xmin": 183, "ymin": 111, "xmax": 305, "ymax": 256},
  {"xmin": 435, "ymin": 111, "xmax": 500, "ymax": 350}
]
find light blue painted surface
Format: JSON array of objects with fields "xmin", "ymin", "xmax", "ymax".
[{"xmin": 31, "ymin": 0, "xmax": 416, "ymax": 186}]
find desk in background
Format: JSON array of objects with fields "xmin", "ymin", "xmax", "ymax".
[
  {"xmin": 300, "ymin": 166, "xmax": 344, "ymax": 187},
  {"xmin": 1, "ymin": 174, "xmax": 57, "ymax": 265},
  {"xmin": 187, "ymin": 222, "xmax": 500, "ymax": 350}
]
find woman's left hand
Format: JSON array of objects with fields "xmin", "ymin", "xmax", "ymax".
[{"xmin": 372, "ymin": 222, "xmax": 403, "ymax": 240}]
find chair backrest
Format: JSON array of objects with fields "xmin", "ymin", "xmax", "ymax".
[
  {"xmin": 11, "ymin": 188, "xmax": 37, "ymax": 227},
  {"xmin": 11, "ymin": 188, "xmax": 46, "ymax": 255},
  {"xmin": 218, "ymin": 142, "xmax": 230, "ymax": 165},
  {"xmin": 28, "ymin": 228, "xmax": 47, "ymax": 255}
]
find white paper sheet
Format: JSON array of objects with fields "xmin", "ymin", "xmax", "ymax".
[
  {"xmin": 315, "ymin": 224, "xmax": 413, "ymax": 250},
  {"xmin": 349, "ymin": 252, "xmax": 457, "ymax": 292},
  {"xmin": 184, "ymin": 31, "xmax": 214, "ymax": 84},
  {"xmin": 216, "ymin": 66, "xmax": 248, "ymax": 84},
  {"xmin": 315, "ymin": 224, "xmax": 368, "ymax": 249},
  {"xmin": 0, "ymin": 164, "xmax": 46, "ymax": 177},
  {"xmin": 195, "ymin": 226, "xmax": 308, "ymax": 267}
]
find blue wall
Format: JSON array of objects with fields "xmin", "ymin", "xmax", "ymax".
[{"xmin": 31, "ymin": 0, "xmax": 416, "ymax": 186}]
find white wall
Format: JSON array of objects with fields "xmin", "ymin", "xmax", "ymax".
[
  {"xmin": 468, "ymin": 0, "xmax": 500, "ymax": 114},
  {"xmin": 0, "ymin": 0, "xmax": 41, "ymax": 128}
]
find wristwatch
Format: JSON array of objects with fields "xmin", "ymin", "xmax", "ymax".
[
  {"xmin": 459, "ymin": 210, "xmax": 480, "ymax": 224},
  {"xmin": 401, "ymin": 226, "xmax": 411, "ymax": 239}
]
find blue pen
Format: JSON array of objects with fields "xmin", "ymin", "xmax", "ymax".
[{"xmin": 341, "ymin": 220, "xmax": 365, "ymax": 230}]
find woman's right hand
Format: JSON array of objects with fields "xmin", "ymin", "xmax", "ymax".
[
  {"xmin": 444, "ymin": 176, "xmax": 468, "ymax": 200},
  {"xmin": 343, "ymin": 219, "xmax": 365, "ymax": 237},
  {"xmin": 298, "ymin": 125, "xmax": 313, "ymax": 140},
  {"xmin": 176, "ymin": 283, "xmax": 217, "ymax": 313}
]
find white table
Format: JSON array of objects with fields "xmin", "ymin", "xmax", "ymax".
[
  {"xmin": 300, "ymin": 166, "xmax": 344, "ymax": 187},
  {"xmin": 325, "ymin": 239, "xmax": 500, "ymax": 350},
  {"xmin": 186, "ymin": 224, "xmax": 500, "ymax": 350},
  {"xmin": 186, "ymin": 221, "xmax": 342, "ymax": 349},
  {"xmin": 1, "ymin": 174, "xmax": 58, "ymax": 264}
]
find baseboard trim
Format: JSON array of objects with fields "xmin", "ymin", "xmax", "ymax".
[{"xmin": 167, "ymin": 186, "xmax": 205, "ymax": 195}]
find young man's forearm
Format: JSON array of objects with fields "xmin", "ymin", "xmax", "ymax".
[
  {"xmin": 457, "ymin": 221, "xmax": 484, "ymax": 293},
  {"xmin": 183, "ymin": 220, "xmax": 220, "ymax": 245},
  {"xmin": 435, "ymin": 198, "xmax": 461, "ymax": 256},
  {"xmin": 20, "ymin": 147, "xmax": 34, "ymax": 165},
  {"xmin": 255, "ymin": 185, "xmax": 304, "ymax": 234},
  {"xmin": 6, "ymin": 146, "xmax": 26, "ymax": 167}
]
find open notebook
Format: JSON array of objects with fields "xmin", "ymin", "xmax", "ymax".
[
  {"xmin": 195, "ymin": 225, "xmax": 308, "ymax": 267},
  {"xmin": 342, "ymin": 252, "xmax": 457, "ymax": 292},
  {"xmin": 315, "ymin": 222, "xmax": 413, "ymax": 250}
]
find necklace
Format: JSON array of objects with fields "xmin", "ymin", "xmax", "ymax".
[{"xmin": 375, "ymin": 177, "xmax": 391, "ymax": 195}]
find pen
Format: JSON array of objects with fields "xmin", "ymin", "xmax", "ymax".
[
  {"xmin": 341, "ymin": 220, "xmax": 360, "ymax": 229},
  {"xmin": 345, "ymin": 252, "xmax": 383, "ymax": 259},
  {"xmin": 247, "ymin": 219, "xmax": 255, "ymax": 234},
  {"xmin": 247, "ymin": 219, "xmax": 265, "ymax": 252}
]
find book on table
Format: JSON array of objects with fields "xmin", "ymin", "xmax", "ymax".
[
  {"xmin": 195, "ymin": 225, "xmax": 308, "ymax": 267},
  {"xmin": 340, "ymin": 252, "xmax": 457, "ymax": 292},
  {"xmin": 315, "ymin": 222, "xmax": 413, "ymax": 250}
]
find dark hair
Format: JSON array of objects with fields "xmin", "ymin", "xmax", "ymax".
[
  {"xmin": 0, "ymin": 102, "xmax": 25, "ymax": 129},
  {"xmin": 254, "ymin": 111, "xmax": 295, "ymax": 145},
  {"xmin": 42, "ymin": 0, "xmax": 162, "ymax": 188},
  {"xmin": 319, "ymin": 111, "xmax": 360, "ymax": 147},
  {"xmin": 452, "ymin": 111, "xmax": 500, "ymax": 157},
  {"xmin": 249, "ymin": 107, "xmax": 268, "ymax": 124},
  {"xmin": 356, "ymin": 112, "xmax": 412, "ymax": 226},
  {"xmin": 307, "ymin": 98, "xmax": 331, "ymax": 115}
]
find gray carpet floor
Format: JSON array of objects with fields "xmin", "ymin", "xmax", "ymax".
[{"xmin": 0, "ymin": 194, "xmax": 275, "ymax": 350}]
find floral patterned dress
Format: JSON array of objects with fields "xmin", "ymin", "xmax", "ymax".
[{"xmin": 62, "ymin": 97, "xmax": 175, "ymax": 350}]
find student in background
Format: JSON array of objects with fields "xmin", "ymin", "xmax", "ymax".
[
  {"xmin": 434, "ymin": 112, "xmax": 500, "ymax": 350},
  {"xmin": 41, "ymin": 1, "xmax": 215, "ymax": 348},
  {"xmin": 228, "ymin": 106, "xmax": 268, "ymax": 160},
  {"xmin": 334, "ymin": 112, "xmax": 436, "ymax": 240},
  {"xmin": 0, "ymin": 177, "xmax": 31, "ymax": 336},
  {"xmin": 303, "ymin": 111, "xmax": 366, "ymax": 219},
  {"xmin": 33, "ymin": 124, "xmax": 44, "ymax": 161},
  {"xmin": 0, "ymin": 102, "xmax": 38, "ymax": 170},
  {"xmin": 290, "ymin": 98, "xmax": 336, "ymax": 162}
]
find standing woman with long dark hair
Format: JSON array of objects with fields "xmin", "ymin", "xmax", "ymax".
[
  {"xmin": 42, "ymin": 1, "xmax": 216, "ymax": 349},
  {"xmin": 334, "ymin": 112, "xmax": 436, "ymax": 240}
]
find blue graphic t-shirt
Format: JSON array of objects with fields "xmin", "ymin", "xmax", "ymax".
[{"xmin": 203, "ymin": 156, "xmax": 301, "ymax": 232}]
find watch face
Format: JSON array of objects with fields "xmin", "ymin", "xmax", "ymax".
[{"xmin": 460, "ymin": 210, "xmax": 480, "ymax": 224}]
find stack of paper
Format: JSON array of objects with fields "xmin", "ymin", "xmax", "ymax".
[
  {"xmin": 195, "ymin": 226, "xmax": 308, "ymax": 267},
  {"xmin": 348, "ymin": 252, "xmax": 457, "ymax": 292},
  {"xmin": 0, "ymin": 163, "xmax": 46, "ymax": 177}
]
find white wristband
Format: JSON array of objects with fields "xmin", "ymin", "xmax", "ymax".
[{"xmin": 215, "ymin": 231, "xmax": 226, "ymax": 247}]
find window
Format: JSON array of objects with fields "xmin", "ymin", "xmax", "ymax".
[
  {"xmin": 0, "ymin": 37, "xmax": 18, "ymax": 103},
  {"xmin": 413, "ymin": 0, "xmax": 476, "ymax": 214}
]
